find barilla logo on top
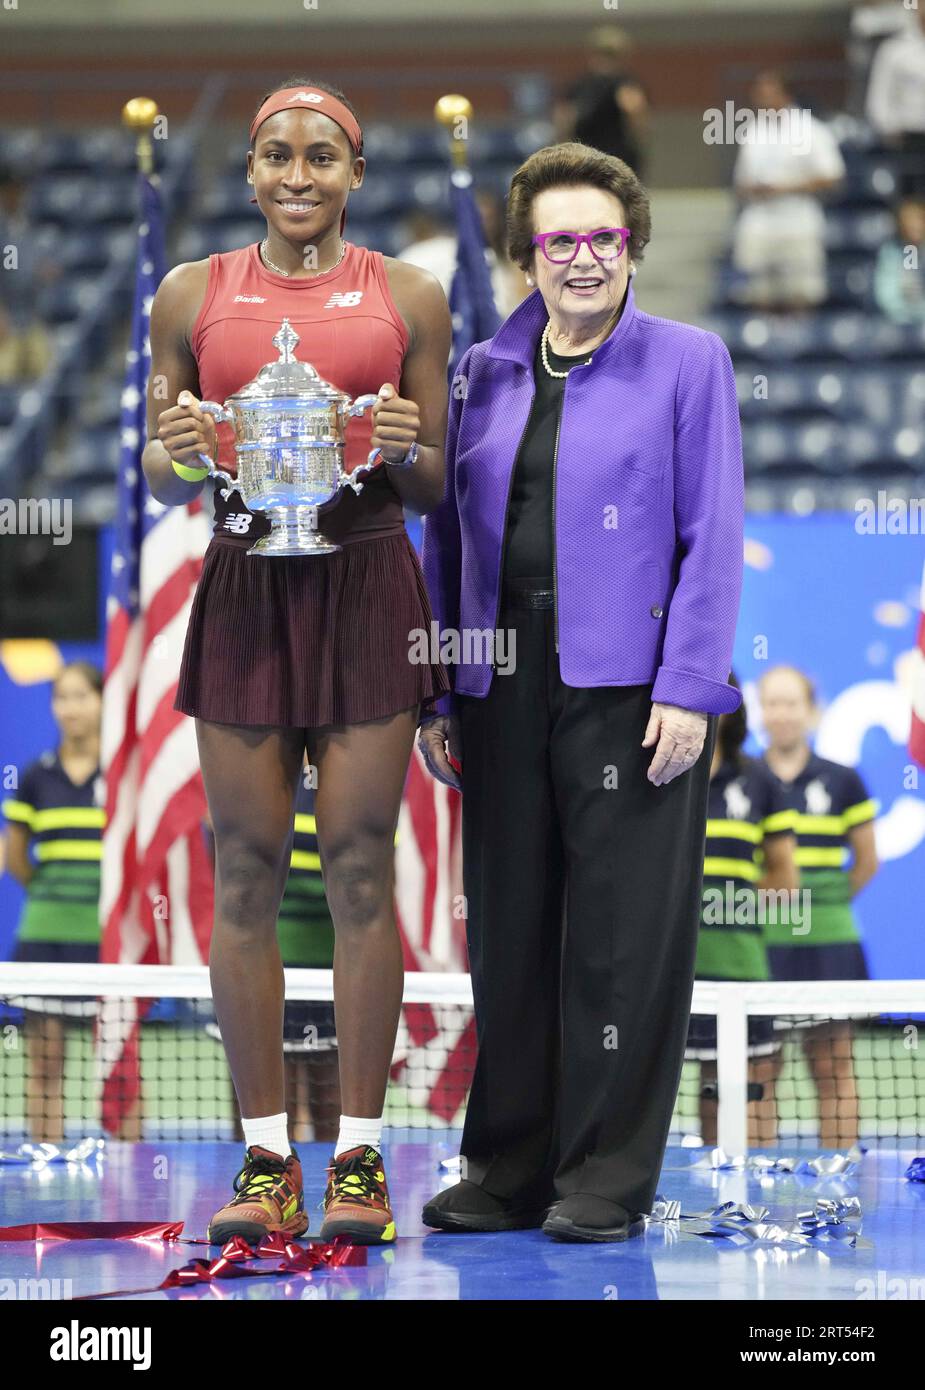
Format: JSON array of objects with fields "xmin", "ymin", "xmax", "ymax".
[{"xmin": 233, "ymin": 294, "xmax": 267, "ymax": 303}]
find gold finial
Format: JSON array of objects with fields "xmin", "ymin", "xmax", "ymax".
[
  {"xmin": 434, "ymin": 95, "xmax": 474, "ymax": 171},
  {"xmin": 122, "ymin": 97, "xmax": 159, "ymax": 176}
]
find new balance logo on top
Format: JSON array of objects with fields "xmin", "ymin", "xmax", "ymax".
[
  {"xmin": 324, "ymin": 291, "xmax": 364, "ymax": 308},
  {"xmin": 223, "ymin": 513, "xmax": 253, "ymax": 534},
  {"xmin": 233, "ymin": 294, "xmax": 267, "ymax": 303}
]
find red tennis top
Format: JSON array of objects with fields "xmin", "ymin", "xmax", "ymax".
[{"xmin": 190, "ymin": 239, "xmax": 410, "ymax": 548}]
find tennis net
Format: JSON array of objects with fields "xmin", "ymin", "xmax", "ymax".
[{"xmin": 1, "ymin": 965, "xmax": 923, "ymax": 1154}]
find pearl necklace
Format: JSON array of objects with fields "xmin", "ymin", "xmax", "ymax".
[
  {"xmin": 259, "ymin": 238, "xmax": 346, "ymax": 278},
  {"xmin": 540, "ymin": 319, "xmax": 595, "ymax": 378}
]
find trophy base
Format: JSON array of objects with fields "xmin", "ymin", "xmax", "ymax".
[{"xmin": 246, "ymin": 506, "xmax": 342, "ymax": 557}]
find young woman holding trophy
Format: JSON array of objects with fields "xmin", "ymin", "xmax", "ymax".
[{"xmin": 142, "ymin": 78, "xmax": 452, "ymax": 1246}]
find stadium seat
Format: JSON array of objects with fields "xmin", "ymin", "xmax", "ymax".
[
  {"xmin": 826, "ymin": 207, "xmax": 894, "ymax": 251},
  {"xmin": 0, "ymin": 386, "xmax": 20, "ymax": 429},
  {"xmin": 825, "ymin": 260, "xmax": 875, "ymax": 308},
  {"xmin": 737, "ymin": 364, "xmax": 860, "ymax": 421},
  {"xmin": 829, "ymin": 158, "xmax": 898, "ymax": 209},
  {"xmin": 66, "ymin": 426, "xmax": 121, "ymax": 482},
  {"xmin": 197, "ymin": 179, "xmax": 258, "ymax": 222},
  {"xmin": 345, "ymin": 220, "xmax": 401, "ymax": 256},
  {"xmin": 0, "ymin": 126, "xmax": 41, "ymax": 171},
  {"xmin": 36, "ymin": 274, "xmax": 104, "ymax": 325},
  {"xmin": 351, "ymin": 171, "xmax": 427, "ymax": 218},
  {"xmin": 68, "ymin": 478, "xmax": 117, "ymax": 525},
  {"xmin": 76, "ymin": 180, "xmax": 139, "ymax": 228},
  {"xmin": 28, "ymin": 177, "xmax": 93, "ymax": 225},
  {"xmin": 178, "ymin": 223, "xmax": 264, "ymax": 261}
]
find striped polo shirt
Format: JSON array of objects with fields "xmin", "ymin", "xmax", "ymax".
[
  {"xmin": 2, "ymin": 750, "xmax": 105, "ymax": 944},
  {"xmin": 696, "ymin": 754, "xmax": 796, "ymax": 981},
  {"xmin": 760, "ymin": 750, "xmax": 878, "ymax": 948}
]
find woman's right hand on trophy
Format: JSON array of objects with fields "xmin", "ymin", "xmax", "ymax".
[
  {"xmin": 157, "ymin": 390, "xmax": 222, "ymax": 472},
  {"xmin": 418, "ymin": 714, "xmax": 462, "ymax": 791}
]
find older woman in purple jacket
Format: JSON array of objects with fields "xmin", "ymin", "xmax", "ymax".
[{"xmin": 418, "ymin": 143, "xmax": 744, "ymax": 1242}]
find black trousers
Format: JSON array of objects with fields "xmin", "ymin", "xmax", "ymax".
[{"xmin": 457, "ymin": 583, "xmax": 717, "ymax": 1215}]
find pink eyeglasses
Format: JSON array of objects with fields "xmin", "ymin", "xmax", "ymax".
[{"xmin": 531, "ymin": 228, "xmax": 631, "ymax": 264}]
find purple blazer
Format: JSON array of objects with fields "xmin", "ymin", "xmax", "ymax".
[{"xmin": 421, "ymin": 283, "xmax": 744, "ymax": 718}]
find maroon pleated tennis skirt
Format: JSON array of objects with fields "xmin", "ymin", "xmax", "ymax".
[{"xmin": 175, "ymin": 531, "xmax": 451, "ymax": 728}]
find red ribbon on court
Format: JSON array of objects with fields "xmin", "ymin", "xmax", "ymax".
[
  {"xmin": 159, "ymin": 1232, "xmax": 365, "ymax": 1288},
  {"xmin": 0, "ymin": 1219, "xmax": 183, "ymax": 1242},
  {"xmin": 1, "ymin": 1219, "xmax": 365, "ymax": 1298}
]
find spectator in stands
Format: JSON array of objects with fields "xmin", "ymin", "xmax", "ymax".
[
  {"xmin": 866, "ymin": 6, "xmax": 925, "ymax": 196},
  {"xmin": 686, "ymin": 671, "xmax": 797, "ymax": 1148},
  {"xmin": 731, "ymin": 70, "xmax": 845, "ymax": 313},
  {"xmin": 1, "ymin": 662, "xmax": 106, "ymax": 1145},
  {"xmin": 0, "ymin": 167, "xmax": 55, "ymax": 378},
  {"xmin": 554, "ymin": 26, "xmax": 650, "ymax": 179},
  {"xmin": 847, "ymin": 0, "xmax": 916, "ymax": 117},
  {"xmin": 0, "ymin": 301, "xmax": 53, "ymax": 383},
  {"xmin": 398, "ymin": 194, "xmax": 527, "ymax": 317},
  {"xmin": 874, "ymin": 196, "xmax": 925, "ymax": 324},
  {"xmin": 758, "ymin": 664, "xmax": 880, "ymax": 1148}
]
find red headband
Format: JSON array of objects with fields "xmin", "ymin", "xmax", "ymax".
[
  {"xmin": 249, "ymin": 86, "xmax": 362, "ymax": 155},
  {"xmin": 249, "ymin": 86, "xmax": 361, "ymax": 237}
]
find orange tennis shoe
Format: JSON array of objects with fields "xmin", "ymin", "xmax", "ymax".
[
  {"xmin": 320, "ymin": 1145, "xmax": 396, "ymax": 1244},
  {"xmin": 207, "ymin": 1145, "xmax": 309, "ymax": 1245}
]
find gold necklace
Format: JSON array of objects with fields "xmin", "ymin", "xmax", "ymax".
[
  {"xmin": 540, "ymin": 320, "xmax": 594, "ymax": 378},
  {"xmin": 259, "ymin": 238, "xmax": 346, "ymax": 278}
]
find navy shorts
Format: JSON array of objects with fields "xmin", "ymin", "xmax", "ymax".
[
  {"xmin": 281, "ymin": 998, "xmax": 337, "ymax": 1053},
  {"xmin": 7, "ymin": 939, "xmax": 100, "ymax": 1016},
  {"xmin": 685, "ymin": 1012, "xmax": 779, "ymax": 1061},
  {"xmin": 203, "ymin": 971, "xmax": 337, "ymax": 1053},
  {"xmin": 767, "ymin": 941, "xmax": 869, "ymax": 982}
]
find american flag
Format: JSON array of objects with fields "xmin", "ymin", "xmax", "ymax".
[
  {"xmin": 911, "ymin": 560, "xmax": 925, "ymax": 769},
  {"xmin": 389, "ymin": 162, "xmax": 501, "ymax": 1122},
  {"xmin": 392, "ymin": 747, "xmax": 471, "ymax": 1122},
  {"xmin": 447, "ymin": 165, "xmax": 502, "ymax": 380},
  {"xmin": 97, "ymin": 172, "xmax": 213, "ymax": 1132}
]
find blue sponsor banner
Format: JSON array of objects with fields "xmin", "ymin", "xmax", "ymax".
[{"xmin": 734, "ymin": 515, "xmax": 924, "ymax": 979}]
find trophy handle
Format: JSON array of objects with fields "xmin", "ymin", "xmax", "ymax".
[
  {"xmin": 196, "ymin": 401, "xmax": 236, "ymax": 498},
  {"xmin": 337, "ymin": 449, "xmax": 386, "ymax": 496},
  {"xmin": 340, "ymin": 394, "xmax": 386, "ymax": 493},
  {"xmin": 347, "ymin": 393, "xmax": 379, "ymax": 418}
]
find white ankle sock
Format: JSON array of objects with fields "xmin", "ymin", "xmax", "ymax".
[
  {"xmin": 334, "ymin": 1114, "xmax": 382, "ymax": 1159},
  {"xmin": 241, "ymin": 1112, "xmax": 290, "ymax": 1160}
]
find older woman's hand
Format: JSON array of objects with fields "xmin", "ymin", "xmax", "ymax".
[
  {"xmin": 418, "ymin": 714, "xmax": 463, "ymax": 791},
  {"xmin": 642, "ymin": 702, "xmax": 708, "ymax": 786}
]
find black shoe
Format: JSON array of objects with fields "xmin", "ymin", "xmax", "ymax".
[
  {"xmin": 542, "ymin": 1193, "xmax": 646, "ymax": 1243},
  {"xmin": 422, "ymin": 1179, "xmax": 553, "ymax": 1232}
]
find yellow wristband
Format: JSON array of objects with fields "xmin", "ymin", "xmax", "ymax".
[{"xmin": 171, "ymin": 458, "xmax": 210, "ymax": 483}]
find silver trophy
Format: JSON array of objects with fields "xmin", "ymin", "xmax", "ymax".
[{"xmin": 196, "ymin": 318, "xmax": 383, "ymax": 556}]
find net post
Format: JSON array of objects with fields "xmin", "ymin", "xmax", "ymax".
[{"xmin": 715, "ymin": 983, "xmax": 749, "ymax": 1155}]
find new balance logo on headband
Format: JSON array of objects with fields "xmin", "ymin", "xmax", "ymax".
[{"xmin": 287, "ymin": 92, "xmax": 326, "ymax": 105}]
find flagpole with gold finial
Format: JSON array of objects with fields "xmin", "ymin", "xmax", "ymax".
[
  {"xmin": 122, "ymin": 96, "xmax": 159, "ymax": 177},
  {"xmin": 434, "ymin": 94, "xmax": 473, "ymax": 171}
]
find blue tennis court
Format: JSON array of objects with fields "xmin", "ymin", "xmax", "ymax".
[{"xmin": 2, "ymin": 1135, "xmax": 922, "ymax": 1301}]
